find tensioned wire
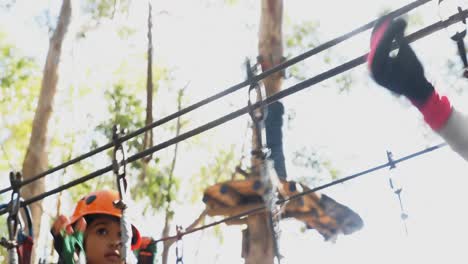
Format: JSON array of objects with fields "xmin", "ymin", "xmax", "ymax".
[
  {"xmin": 153, "ymin": 143, "xmax": 447, "ymax": 243},
  {"xmin": 0, "ymin": 0, "xmax": 433, "ymax": 195},
  {"xmin": 1, "ymin": 6, "xmax": 465, "ymax": 215}
]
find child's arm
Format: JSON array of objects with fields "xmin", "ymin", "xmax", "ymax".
[
  {"xmin": 51, "ymin": 215, "xmax": 86, "ymax": 263},
  {"xmin": 438, "ymin": 109, "xmax": 468, "ymax": 160},
  {"xmin": 134, "ymin": 236, "xmax": 157, "ymax": 264},
  {"xmin": 368, "ymin": 16, "xmax": 468, "ymax": 161}
]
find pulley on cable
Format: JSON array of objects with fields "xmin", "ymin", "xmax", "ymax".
[
  {"xmin": 438, "ymin": 0, "xmax": 468, "ymax": 78},
  {"xmin": 175, "ymin": 225, "xmax": 184, "ymax": 264},
  {"xmin": 200, "ymin": 57, "xmax": 364, "ymax": 256},
  {"xmin": 386, "ymin": 151, "xmax": 409, "ymax": 235}
]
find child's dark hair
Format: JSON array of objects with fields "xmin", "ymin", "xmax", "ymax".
[{"xmin": 81, "ymin": 214, "xmax": 139, "ymax": 245}]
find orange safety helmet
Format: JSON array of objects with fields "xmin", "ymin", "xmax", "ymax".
[{"xmin": 70, "ymin": 190, "xmax": 142, "ymax": 250}]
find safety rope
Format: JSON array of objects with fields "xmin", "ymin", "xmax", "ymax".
[
  {"xmin": 0, "ymin": 0, "xmax": 433, "ymax": 196},
  {"xmin": 1, "ymin": 6, "xmax": 465, "ymax": 213}
]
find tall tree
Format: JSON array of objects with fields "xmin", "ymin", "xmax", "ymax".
[
  {"xmin": 161, "ymin": 87, "xmax": 183, "ymax": 264},
  {"xmin": 20, "ymin": 0, "xmax": 72, "ymax": 262},
  {"xmin": 243, "ymin": 0, "xmax": 283, "ymax": 263},
  {"xmin": 142, "ymin": 0, "xmax": 154, "ymax": 174}
]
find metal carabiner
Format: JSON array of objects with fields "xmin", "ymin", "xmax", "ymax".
[
  {"xmin": 246, "ymin": 59, "xmax": 269, "ymax": 161},
  {"xmin": 438, "ymin": 0, "xmax": 468, "ymax": 77},
  {"xmin": 112, "ymin": 125, "xmax": 128, "ymax": 205},
  {"xmin": 111, "ymin": 125, "xmax": 133, "ymax": 261},
  {"xmin": 0, "ymin": 172, "xmax": 22, "ymax": 264},
  {"xmin": 7, "ymin": 172, "xmax": 21, "ymax": 245},
  {"xmin": 386, "ymin": 151, "xmax": 409, "ymax": 235},
  {"xmin": 175, "ymin": 226, "xmax": 184, "ymax": 264}
]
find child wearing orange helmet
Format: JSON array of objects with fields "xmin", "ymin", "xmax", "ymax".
[{"xmin": 51, "ymin": 190, "xmax": 151, "ymax": 264}]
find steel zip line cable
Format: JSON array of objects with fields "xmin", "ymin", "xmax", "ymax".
[
  {"xmin": 0, "ymin": 0, "xmax": 432, "ymax": 195},
  {"xmin": 152, "ymin": 143, "xmax": 447, "ymax": 243},
  {"xmin": 3, "ymin": 6, "xmax": 466, "ymax": 214}
]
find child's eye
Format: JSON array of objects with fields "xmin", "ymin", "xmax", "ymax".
[{"xmin": 96, "ymin": 228, "xmax": 108, "ymax": 236}]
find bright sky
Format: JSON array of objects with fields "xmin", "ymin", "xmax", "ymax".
[{"xmin": 3, "ymin": 0, "xmax": 468, "ymax": 263}]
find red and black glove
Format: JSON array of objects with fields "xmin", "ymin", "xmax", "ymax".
[
  {"xmin": 368, "ymin": 16, "xmax": 452, "ymax": 131},
  {"xmin": 51, "ymin": 215, "xmax": 86, "ymax": 264},
  {"xmin": 134, "ymin": 236, "xmax": 157, "ymax": 264}
]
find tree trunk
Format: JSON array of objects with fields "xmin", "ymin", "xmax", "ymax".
[
  {"xmin": 161, "ymin": 209, "xmax": 172, "ymax": 264},
  {"xmin": 21, "ymin": 0, "xmax": 72, "ymax": 262},
  {"xmin": 141, "ymin": 1, "xmax": 154, "ymax": 183},
  {"xmin": 244, "ymin": 0, "xmax": 283, "ymax": 263},
  {"xmin": 258, "ymin": 0, "xmax": 283, "ymax": 98},
  {"xmin": 143, "ymin": 1, "xmax": 154, "ymax": 163},
  {"xmin": 162, "ymin": 87, "xmax": 186, "ymax": 264}
]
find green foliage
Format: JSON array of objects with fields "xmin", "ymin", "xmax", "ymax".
[
  {"xmin": 95, "ymin": 83, "xmax": 145, "ymax": 154},
  {"xmin": 285, "ymin": 21, "xmax": 320, "ymax": 51},
  {"xmin": 0, "ymin": 46, "xmax": 39, "ymax": 103},
  {"xmin": 223, "ymin": 0, "xmax": 239, "ymax": 5},
  {"xmin": 292, "ymin": 146, "xmax": 340, "ymax": 186},
  {"xmin": 82, "ymin": 0, "xmax": 132, "ymax": 21},
  {"xmin": 0, "ymin": 32, "xmax": 41, "ymax": 171},
  {"xmin": 0, "ymin": 31, "xmax": 41, "ymax": 261},
  {"xmin": 133, "ymin": 165, "xmax": 180, "ymax": 214},
  {"xmin": 190, "ymin": 145, "xmax": 237, "ymax": 203},
  {"xmin": 334, "ymin": 74, "xmax": 353, "ymax": 93},
  {"xmin": 284, "ymin": 20, "xmax": 321, "ymax": 81},
  {"xmin": 284, "ymin": 18, "xmax": 355, "ymax": 93},
  {"xmin": 212, "ymin": 224, "xmax": 224, "ymax": 244},
  {"xmin": 92, "ymin": 71, "xmax": 183, "ymax": 215},
  {"xmin": 117, "ymin": 26, "xmax": 137, "ymax": 39}
]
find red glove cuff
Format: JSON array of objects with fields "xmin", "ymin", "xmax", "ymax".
[
  {"xmin": 367, "ymin": 19, "xmax": 390, "ymax": 70},
  {"xmin": 412, "ymin": 90, "xmax": 452, "ymax": 131}
]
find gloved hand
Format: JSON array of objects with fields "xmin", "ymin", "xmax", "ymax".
[
  {"xmin": 134, "ymin": 236, "xmax": 157, "ymax": 264},
  {"xmin": 367, "ymin": 16, "xmax": 434, "ymax": 105},
  {"xmin": 51, "ymin": 215, "xmax": 86, "ymax": 264},
  {"xmin": 368, "ymin": 16, "xmax": 453, "ymax": 131}
]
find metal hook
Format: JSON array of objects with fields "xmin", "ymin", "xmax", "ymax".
[
  {"xmin": 175, "ymin": 225, "xmax": 184, "ymax": 264},
  {"xmin": 245, "ymin": 59, "xmax": 270, "ymax": 161},
  {"xmin": 245, "ymin": 57, "xmax": 282, "ymax": 261},
  {"xmin": 438, "ymin": 0, "xmax": 468, "ymax": 77},
  {"xmin": 112, "ymin": 125, "xmax": 128, "ymax": 207},
  {"xmin": 112, "ymin": 125, "xmax": 133, "ymax": 261},
  {"xmin": 0, "ymin": 171, "xmax": 22, "ymax": 264},
  {"xmin": 386, "ymin": 150, "xmax": 396, "ymax": 170},
  {"xmin": 246, "ymin": 59, "xmax": 267, "ymax": 124},
  {"xmin": 386, "ymin": 150, "xmax": 408, "ymax": 235},
  {"xmin": 6, "ymin": 172, "xmax": 21, "ymax": 246}
]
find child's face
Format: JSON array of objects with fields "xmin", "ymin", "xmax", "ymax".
[{"xmin": 84, "ymin": 215, "xmax": 124, "ymax": 264}]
